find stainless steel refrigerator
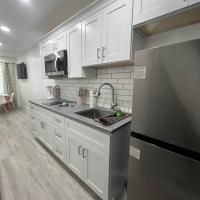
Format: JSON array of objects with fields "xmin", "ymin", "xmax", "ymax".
[{"xmin": 127, "ymin": 39, "xmax": 200, "ymax": 200}]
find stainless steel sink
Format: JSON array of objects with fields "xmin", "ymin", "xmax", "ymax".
[
  {"xmin": 76, "ymin": 108, "xmax": 114, "ymax": 120},
  {"xmin": 42, "ymin": 100, "xmax": 75, "ymax": 106},
  {"xmin": 76, "ymin": 108, "xmax": 130, "ymax": 126}
]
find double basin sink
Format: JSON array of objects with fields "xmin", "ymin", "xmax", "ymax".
[{"xmin": 76, "ymin": 108, "xmax": 130, "ymax": 126}]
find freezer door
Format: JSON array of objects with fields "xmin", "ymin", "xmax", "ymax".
[
  {"xmin": 127, "ymin": 137, "xmax": 200, "ymax": 200},
  {"xmin": 132, "ymin": 39, "xmax": 200, "ymax": 153}
]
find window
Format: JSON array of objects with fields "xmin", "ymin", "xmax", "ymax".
[{"xmin": 0, "ymin": 64, "xmax": 4, "ymax": 94}]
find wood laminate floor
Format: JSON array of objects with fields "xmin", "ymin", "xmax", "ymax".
[{"xmin": 0, "ymin": 110, "xmax": 98, "ymax": 200}]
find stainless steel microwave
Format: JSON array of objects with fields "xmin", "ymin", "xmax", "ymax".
[{"xmin": 44, "ymin": 50, "xmax": 68, "ymax": 77}]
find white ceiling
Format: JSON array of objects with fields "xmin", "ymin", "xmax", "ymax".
[{"xmin": 0, "ymin": 0, "xmax": 95, "ymax": 58}]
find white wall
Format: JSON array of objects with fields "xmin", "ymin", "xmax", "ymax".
[
  {"xmin": 17, "ymin": 46, "xmax": 44, "ymax": 110},
  {"xmin": 16, "ymin": 46, "xmax": 57, "ymax": 111},
  {"xmin": 0, "ymin": 56, "xmax": 16, "ymax": 63}
]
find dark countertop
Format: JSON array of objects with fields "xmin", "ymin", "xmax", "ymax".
[{"xmin": 29, "ymin": 99, "xmax": 131, "ymax": 134}]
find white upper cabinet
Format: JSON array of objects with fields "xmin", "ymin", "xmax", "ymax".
[
  {"xmin": 55, "ymin": 32, "xmax": 67, "ymax": 51},
  {"xmin": 189, "ymin": 0, "xmax": 200, "ymax": 5},
  {"xmin": 40, "ymin": 0, "xmax": 136, "ymax": 71},
  {"xmin": 102, "ymin": 0, "xmax": 133, "ymax": 63},
  {"xmin": 40, "ymin": 44, "xmax": 48, "ymax": 79},
  {"xmin": 67, "ymin": 22, "xmax": 84, "ymax": 78},
  {"xmin": 82, "ymin": 11, "xmax": 102, "ymax": 66},
  {"xmin": 82, "ymin": 0, "xmax": 133, "ymax": 67},
  {"xmin": 133, "ymin": 0, "xmax": 188, "ymax": 25}
]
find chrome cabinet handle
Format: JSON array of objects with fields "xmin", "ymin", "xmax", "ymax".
[
  {"xmin": 78, "ymin": 145, "xmax": 83, "ymax": 155},
  {"xmin": 41, "ymin": 122, "xmax": 46, "ymax": 129},
  {"xmin": 83, "ymin": 148, "xmax": 88, "ymax": 158},
  {"xmin": 102, "ymin": 47, "xmax": 106, "ymax": 58},
  {"xmin": 55, "ymin": 119, "xmax": 61, "ymax": 123},
  {"xmin": 97, "ymin": 48, "xmax": 101, "ymax": 59}
]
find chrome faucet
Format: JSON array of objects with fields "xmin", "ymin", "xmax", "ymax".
[{"xmin": 95, "ymin": 83, "xmax": 117, "ymax": 110}]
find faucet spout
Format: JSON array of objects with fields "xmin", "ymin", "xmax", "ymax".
[{"xmin": 95, "ymin": 83, "xmax": 117, "ymax": 110}]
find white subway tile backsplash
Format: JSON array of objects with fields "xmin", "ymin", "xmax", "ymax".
[
  {"xmin": 97, "ymin": 73, "xmax": 112, "ymax": 79},
  {"xmin": 55, "ymin": 65, "xmax": 134, "ymax": 112},
  {"xmin": 112, "ymin": 72, "xmax": 131, "ymax": 79},
  {"xmin": 107, "ymin": 67, "xmax": 124, "ymax": 73}
]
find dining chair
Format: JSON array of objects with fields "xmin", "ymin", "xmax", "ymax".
[
  {"xmin": 8, "ymin": 93, "xmax": 15, "ymax": 110},
  {"xmin": 0, "ymin": 96, "xmax": 8, "ymax": 113}
]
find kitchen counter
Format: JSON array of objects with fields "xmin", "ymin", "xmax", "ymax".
[{"xmin": 29, "ymin": 99, "xmax": 131, "ymax": 134}]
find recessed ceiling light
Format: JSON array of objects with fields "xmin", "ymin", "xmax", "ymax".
[
  {"xmin": 0, "ymin": 42, "xmax": 3, "ymax": 46},
  {"xmin": 0, "ymin": 26, "xmax": 10, "ymax": 33},
  {"xmin": 20, "ymin": 0, "xmax": 30, "ymax": 3}
]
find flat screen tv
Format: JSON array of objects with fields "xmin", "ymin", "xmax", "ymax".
[{"xmin": 17, "ymin": 63, "xmax": 27, "ymax": 79}]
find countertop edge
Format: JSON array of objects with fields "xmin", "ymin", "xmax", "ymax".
[{"xmin": 29, "ymin": 100, "xmax": 131, "ymax": 134}]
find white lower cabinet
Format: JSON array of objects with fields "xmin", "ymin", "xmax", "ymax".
[
  {"xmin": 67, "ymin": 133, "xmax": 84, "ymax": 178},
  {"xmin": 83, "ymin": 141, "xmax": 109, "ymax": 200},
  {"xmin": 30, "ymin": 103, "xmax": 130, "ymax": 200},
  {"xmin": 38, "ymin": 115, "xmax": 54, "ymax": 151},
  {"xmin": 44, "ymin": 121, "xmax": 54, "ymax": 151},
  {"xmin": 37, "ymin": 116, "xmax": 47, "ymax": 143},
  {"xmin": 67, "ymin": 131, "xmax": 109, "ymax": 200},
  {"xmin": 31, "ymin": 114, "xmax": 39, "ymax": 135},
  {"xmin": 54, "ymin": 127, "xmax": 66, "ymax": 163}
]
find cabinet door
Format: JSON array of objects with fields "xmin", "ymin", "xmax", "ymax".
[
  {"xmin": 55, "ymin": 32, "xmax": 67, "ymax": 51},
  {"xmin": 83, "ymin": 141, "xmax": 109, "ymax": 200},
  {"xmin": 40, "ymin": 44, "xmax": 48, "ymax": 79},
  {"xmin": 67, "ymin": 22, "xmax": 83, "ymax": 78},
  {"xmin": 37, "ymin": 117, "xmax": 47, "ymax": 143},
  {"xmin": 102, "ymin": 0, "xmax": 133, "ymax": 63},
  {"xmin": 133, "ymin": 0, "xmax": 188, "ymax": 25},
  {"xmin": 44, "ymin": 122, "xmax": 54, "ymax": 151},
  {"xmin": 189, "ymin": 0, "xmax": 200, "ymax": 5},
  {"xmin": 54, "ymin": 128, "xmax": 66, "ymax": 162},
  {"xmin": 82, "ymin": 11, "xmax": 102, "ymax": 66},
  {"xmin": 67, "ymin": 133, "xmax": 84, "ymax": 179},
  {"xmin": 31, "ymin": 114, "xmax": 39, "ymax": 137}
]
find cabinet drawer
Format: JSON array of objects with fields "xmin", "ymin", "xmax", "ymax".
[{"xmin": 68, "ymin": 119, "xmax": 110, "ymax": 154}]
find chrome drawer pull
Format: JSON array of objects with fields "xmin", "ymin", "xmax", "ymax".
[
  {"xmin": 102, "ymin": 47, "xmax": 106, "ymax": 58},
  {"xmin": 78, "ymin": 145, "xmax": 83, "ymax": 155},
  {"xmin": 83, "ymin": 148, "xmax": 88, "ymax": 158},
  {"xmin": 97, "ymin": 48, "xmax": 101, "ymax": 59}
]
